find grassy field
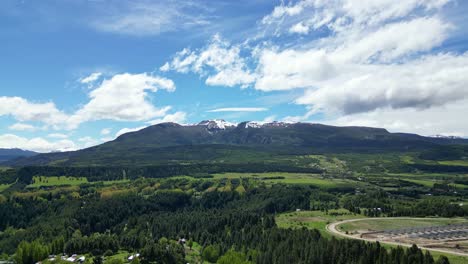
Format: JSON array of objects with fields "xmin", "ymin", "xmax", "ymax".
[
  {"xmin": 382, "ymin": 173, "xmax": 468, "ymax": 189},
  {"xmin": 438, "ymin": 160, "xmax": 468, "ymax": 166},
  {"xmin": 0, "ymin": 183, "xmax": 12, "ymax": 193},
  {"xmin": 387, "ymin": 172, "xmax": 463, "ymax": 178},
  {"xmin": 28, "ymin": 176, "xmax": 88, "ymax": 188},
  {"xmin": 100, "ymin": 179, "xmax": 131, "ymax": 185},
  {"xmin": 338, "ymin": 218, "xmax": 468, "ymax": 232},
  {"xmin": 276, "ymin": 209, "xmax": 364, "ymax": 237},
  {"xmin": 26, "ymin": 176, "xmax": 130, "ymax": 188},
  {"xmin": 185, "ymin": 241, "xmax": 208, "ymax": 264},
  {"xmin": 104, "ymin": 250, "xmax": 130, "ymax": 262},
  {"xmin": 212, "ymin": 172, "xmax": 363, "ymax": 189}
]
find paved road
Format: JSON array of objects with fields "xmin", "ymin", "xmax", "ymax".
[{"xmin": 326, "ymin": 217, "xmax": 468, "ymax": 257}]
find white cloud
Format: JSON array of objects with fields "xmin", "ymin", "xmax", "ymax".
[
  {"xmin": 101, "ymin": 137, "xmax": 114, "ymax": 142},
  {"xmin": 115, "ymin": 126, "xmax": 146, "ymax": 138},
  {"xmin": 332, "ymin": 17, "xmax": 451, "ymax": 63},
  {"xmin": 100, "ymin": 128, "xmax": 111, "ymax": 135},
  {"xmin": 289, "ymin": 22, "xmax": 310, "ymax": 34},
  {"xmin": 8, "ymin": 123, "xmax": 36, "ymax": 131},
  {"xmin": 261, "ymin": 0, "xmax": 451, "ymax": 36},
  {"xmin": 80, "ymin": 72, "xmax": 102, "ymax": 84},
  {"xmin": 162, "ymin": 0, "xmax": 467, "ymax": 136},
  {"xmin": 0, "ymin": 96, "xmax": 69, "ymax": 129},
  {"xmin": 296, "ymin": 53, "xmax": 468, "ymax": 115},
  {"xmin": 324, "ymin": 99, "xmax": 468, "ymax": 137},
  {"xmin": 1, "ymin": 72, "xmax": 180, "ymax": 132},
  {"xmin": 255, "ymin": 48, "xmax": 334, "ymax": 91},
  {"xmin": 0, "ymin": 134, "xmax": 76, "ymax": 152},
  {"xmin": 162, "ymin": 35, "xmax": 256, "ymax": 87},
  {"xmin": 261, "ymin": 115, "xmax": 277, "ymax": 123},
  {"xmin": 91, "ymin": 1, "xmax": 210, "ymax": 36},
  {"xmin": 261, "ymin": 0, "xmax": 312, "ymax": 25},
  {"xmin": 48, "ymin": 133, "xmax": 69, "ymax": 139},
  {"xmin": 68, "ymin": 72, "xmax": 176, "ymax": 129},
  {"xmin": 207, "ymin": 107, "xmax": 268, "ymax": 112},
  {"xmin": 146, "ymin": 111, "xmax": 187, "ymax": 125},
  {"xmin": 115, "ymin": 111, "xmax": 187, "ymax": 139},
  {"xmin": 78, "ymin": 136, "xmax": 99, "ymax": 148}
]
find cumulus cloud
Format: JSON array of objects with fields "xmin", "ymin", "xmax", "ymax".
[
  {"xmin": 161, "ymin": 34, "xmax": 256, "ymax": 87},
  {"xmin": 115, "ymin": 126, "xmax": 147, "ymax": 138},
  {"xmin": 0, "ymin": 97, "xmax": 69, "ymax": 129},
  {"xmin": 1, "ymin": 72, "xmax": 181, "ymax": 132},
  {"xmin": 207, "ymin": 107, "xmax": 268, "ymax": 112},
  {"xmin": 0, "ymin": 134, "xmax": 76, "ymax": 152},
  {"xmin": 68, "ymin": 72, "xmax": 176, "ymax": 129},
  {"xmin": 161, "ymin": 0, "xmax": 467, "ymax": 135},
  {"xmin": 296, "ymin": 53, "xmax": 468, "ymax": 115},
  {"xmin": 323, "ymin": 99, "xmax": 468, "ymax": 137}
]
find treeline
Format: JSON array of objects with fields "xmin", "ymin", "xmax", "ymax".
[
  {"xmin": 342, "ymin": 190, "xmax": 468, "ymax": 218},
  {"xmin": 0, "ymin": 169, "xmax": 17, "ymax": 184},
  {"xmin": 410, "ymin": 163, "xmax": 468, "ymax": 173},
  {"xmin": 10, "ymin": 164, "xmax": 322, "ymax": 183},
  {"xmin": 390, "ymin": 198, "xmax": 467, "ymax": 217},
  {"xmin": 419, "ymin": 145, "xmax": 468, "ymax": 161}
]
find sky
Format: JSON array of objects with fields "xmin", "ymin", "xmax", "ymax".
[{"xmin": 1, "ymin": 0, "xmax": 468, "ymax": 152}]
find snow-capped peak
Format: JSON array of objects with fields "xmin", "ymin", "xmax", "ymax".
[
  {"xmin": 244, "ymin": 121, "xmax": 262, "ymax": 128},
  {"xmin": 243, "ymin": 121, "xmax": 293, "ymax": 129},
  {"xmin": 197, "ymin": 119, "xmax": 237, "ymax": 130}
]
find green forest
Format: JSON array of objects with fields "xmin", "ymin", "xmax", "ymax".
[{"xmin": 1, "ymin": 158, "xmax": 467, "ymax": 264}]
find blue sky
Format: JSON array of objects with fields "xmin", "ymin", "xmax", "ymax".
[{"xmin": 1, "ymin": 0, "xmax": 468, "ymax": 152}]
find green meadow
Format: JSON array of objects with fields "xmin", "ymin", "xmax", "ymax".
[{"xmin": 28, "ymin": 176, "xmax": 88, "ymax": 188}]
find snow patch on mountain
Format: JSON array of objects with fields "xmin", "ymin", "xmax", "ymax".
[
  {"xmin": 429, "ymin": 134, "xmax": 463, "ymax": 139},
  {"xmin": 197, "ymin": 119, "xmax": 237, "ymax": 130},
  {"xmin": 243, "ymin": 121, "xmax": 292, "ymax": 128}
]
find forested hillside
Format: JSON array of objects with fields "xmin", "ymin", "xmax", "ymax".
[{"xmin": 6, "ymin": 122, "xmax": 468, "ymax": 167}]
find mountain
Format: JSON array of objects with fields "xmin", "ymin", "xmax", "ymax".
[
  {"xmin": 0, "ymin": 148, "xmax": 38, "ymax": 162},
  {"xmin": 6, "ymin": 120, "xmax": 468, "ymax": 167}
]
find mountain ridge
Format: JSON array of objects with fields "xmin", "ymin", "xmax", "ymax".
[
  {"xmin": 0, "ymin": 148, "xmax": 38, "ymax": 162},
  {"xmin": 5, "ymin": 121, "xmax": 468, "ymax": 167}
]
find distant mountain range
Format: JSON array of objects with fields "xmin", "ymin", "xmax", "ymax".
[
  {"xmin": 5, "ymin": 120, "xmax": 468, "ymax": 167},
  {"xmin": 0, "ymin": 148, "xmax": 38, "ymax": 163}
]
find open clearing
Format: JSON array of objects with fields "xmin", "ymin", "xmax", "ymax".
[
  {"xmin": 276, "ymin": 209, "xmax": 364, "ymax": 237},
  {"xmin": 0, "ymin": 183, "xmax": 11, "ymax": 193},
  {"xmin": 212, "ymin": 172, "xmax": 363, "ymax": 189},
  {"xmin": 28, "ymin": 176, "xmax": 88, "ymax": 188},
  {"xmin": 26, "ymin": 176, "xmax": 129, "ymax": 188}
]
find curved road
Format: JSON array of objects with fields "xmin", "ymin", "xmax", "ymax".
[{"xmin": 326, "ymin": 217, "xmax": 468, "ymax": 257}]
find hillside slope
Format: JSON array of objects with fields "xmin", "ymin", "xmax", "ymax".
[
  {"xmin": 0, "ymin": 148, "xmax": 37, "ymax": 162},
  {"xmin": 6, "ymin": 121, "xmax": 468, "ymax": 167}
]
